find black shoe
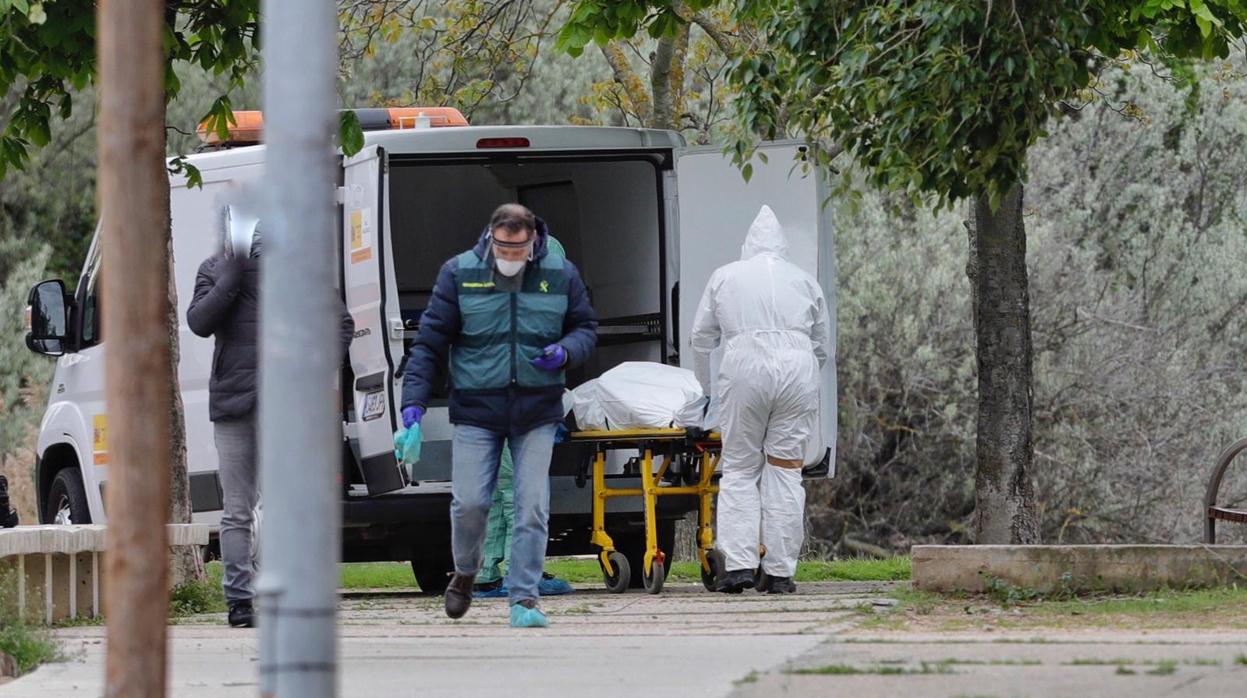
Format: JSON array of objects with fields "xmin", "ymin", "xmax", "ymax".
[
  {"xmin": 715, "ymin": 569, "xmax": 755, "ymax": 594},
  {"xmin": 227, "ymin": 601, "xmax": 255, "ymax": 628},
  {"xmin": 0, "ymin": 476, "xmax": 18, "ymax": 528},
  {"xmin": 445, "ymin": 573, "xmax": 476, "ymax": 619},
  {"xmin": 473, "ymin": 578, "xmax": 503, "ymax": 594},
  {"xmin": 766, "ymin": 576, "xmax": 796, "ymax": 594}
]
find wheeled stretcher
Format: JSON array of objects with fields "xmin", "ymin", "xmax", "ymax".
[{"xmin": 566, "ymin": 428, "xmax": 722, "ymax": 594}]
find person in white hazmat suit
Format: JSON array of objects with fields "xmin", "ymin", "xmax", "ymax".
[{"xmin": 691, "ymin": 204, "xmax": 830, "ymax": 594}]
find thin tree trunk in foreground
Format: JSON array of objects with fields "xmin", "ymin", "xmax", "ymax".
[
  {"xmin": 98, "ymin": 0, "xmax": 172, "ymax": 695},
  {"xmin": 967, "ymin": 183, "xmax": 1040, "ymax": 544},
  {"xmin": 167, "ymin": 216, "xmax": 205, "ymax": 587}
]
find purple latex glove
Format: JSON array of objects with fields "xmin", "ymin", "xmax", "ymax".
[
  {"xmin": 402, "ymin": 406, "xmax": 425, "ymax": 428},
  {"xmin": 530, "ymin": 344, "xmax": 567, "ymax": 371}
]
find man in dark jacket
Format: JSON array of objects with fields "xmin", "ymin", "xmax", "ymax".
[
  {"xmin": 402, "ymin": 203, "xmax": 596, "ymax": 628},
  {"xmin": 187, "ymin": 224, "xmax": 354, "ymax": 628}
]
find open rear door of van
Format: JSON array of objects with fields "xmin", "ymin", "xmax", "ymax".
[
  {"xmin": 675, "ymin": 141, "xmax": 838, "ymax": 477},
  {"xmin": 343, "ymin": 145, "xmax": 407, "ymax": 494}
]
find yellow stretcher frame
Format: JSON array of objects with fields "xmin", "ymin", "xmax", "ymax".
[{"xmin": 567, "ymin": 428, "xmax": 721, "ymax": 594}]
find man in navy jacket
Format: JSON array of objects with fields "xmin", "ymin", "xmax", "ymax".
[{"xmin": 401, "ymin": 203, "xmax": 597, "ymax": 628}]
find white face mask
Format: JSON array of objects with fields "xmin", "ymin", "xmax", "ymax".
[{"xmin": 495, "ymin": 257, "xmax": 526, "ymax": 277}]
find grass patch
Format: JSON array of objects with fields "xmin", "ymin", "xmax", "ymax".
[
  {"xmin": 938, "ymin": 658, "xmax": 1042, "ymax": 666},
  {"xmin": 854, "ymin": 584, "xmax": 1247, "ymax": 633},
  {"xmin": 197, "ymin": 555, "xmax": 912, "ymax": 594},
  {"xmin": 1146, "ymin": 661, "xmax": 1178, "ymax": 676},
  {"xmin": 339, "ymin": 562, "xmax": 419, "ymax": 589},
  {"xmin": 793, "ymin": 557, "xmax": 912, "ymax": 582},
  {"xmin": 733, "ymin": 670, "xmax": 759, "ymax": 685},
  {"xmin": 1236, "ymin": 654, "xmax": 1247, "ymax": 665},
  {"xmin": 542, "ymin": 556, "xmax": 910, "ymax": 585},
  {"xmin": 170, "ymin": 578, "xmax": 227, "ymax": 616},
  {"xmin": 0, "ymin": 622, "xmax": 63, "ymax": 676},
  {"xmin": 1064, "ymin": 658, "xmax": 1206, "ymax": 667},
  {"xmin": 1116, "ymin": 666, "xmax": 1137, "ymax": 675},
  {"xmin": 791, "ymin": 662, "xmax": 953, "ymax": 676},
  {"xmin": 0, "ymin": 569, "xmax": 64, "ymax": 676}
]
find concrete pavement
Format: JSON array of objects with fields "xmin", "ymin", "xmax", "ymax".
[
  {"xmin": 732, "ymin": 629, "xmax": 1247, "ymax": 698},
  {"xmin": 10, "ymin": 581, "xmax": 1246, "ymax": 697},
  {"xmin": 2, "ymin": 581, "xmax": 883, "ymax": 697}
]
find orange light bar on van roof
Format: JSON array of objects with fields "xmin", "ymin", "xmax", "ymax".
[
  {"xmin": 197, "ymin": 110, "xmax": 265, "ymax": 145},
  {"xmin": 196, "ymin": 107, "xmax": 469, "ymax": 146},
  {"xmin": 386, "ymin": 107, "xmax": 469, "ymax": 129}
]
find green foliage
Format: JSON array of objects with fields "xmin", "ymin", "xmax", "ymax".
[
  {"xmin": 557, "ymin": 1, "xmax": 718, "ymax": 56},
  {"xmin": 169, "ymin": 578, "xmax": 227, "ymax": 616},
  {"xmin": 0, "ymin": 568, "xmax": 63, "ymax": 675},
  {"xmin": 821, "ymin": 56, "xmax": 1247, "ymax": 549},
  {"xmin": 731, "ymin": 0, "xmax": 1247, "ymax": 207},
  {"xmin": 338, "ymin": 110, "xmax": 365, "ymax": 156},
  {"xmin": 564, "ymin": 1, "xmax": 1247, "ymax": 207},
  {"xmin": 0, "ymin": 1, "xmax": 261, "ymax": 180}
]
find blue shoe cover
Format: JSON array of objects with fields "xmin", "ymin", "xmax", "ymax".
[
  {"xmin": 509, "ymin": 603, "xmax": 549, "ymax": 628},
  {"xmin": 474, "ymin": 585, "xmax": 509, "ymax": 599},
  {"xmin": 538, "ymin": 577, "xmax": 573, "ymax": 596}
]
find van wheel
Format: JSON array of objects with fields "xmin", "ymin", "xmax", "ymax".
[
  {"xmin": 45, "ymin": 469, "xmax": 91, "ymax": 525},
  {"xmin": 410, "ymin": 548, "xmax": 453, "ymax": 595}
]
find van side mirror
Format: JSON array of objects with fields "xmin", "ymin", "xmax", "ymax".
[{"xmin": 25, "ymin": 279, "xmax": 71, "ymax": 356}]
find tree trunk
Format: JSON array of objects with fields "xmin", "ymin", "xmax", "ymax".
[
  {"xmin": 166, "ymin": 167, "xmax": 205, "ymax": 587},
  {"xmin": 649, "ymin": 27, "xmax": 687, "ymax": 131},
  {"xmin": 98, "ymin": 0, "xmax": 171, "ymax": 695},
  {"xmin": 967, "ymin": 183, "xmax": 1040, "ymax": 544}
]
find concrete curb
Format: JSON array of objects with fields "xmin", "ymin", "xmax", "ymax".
[{"xmin": 912, "ymin": 544, "xmax": 1247, "ymax": 593}]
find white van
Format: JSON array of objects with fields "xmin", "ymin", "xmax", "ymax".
[{"xmin": 23, "ymin": 109, "xmax": 837, "ymax": 591}]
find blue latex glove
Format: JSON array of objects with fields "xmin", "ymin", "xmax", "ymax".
[
  {"xmin": 554, "ymin": 423, "xmax": 570, "ymax": 444},
  {"xmin": 530, "ymin": 344, "xmax": 567, "ymax": 371},
  {"xmin": 402, "ymin": 405, "xmax": 424, "ymax": 428},
  {"xmin": 394, "ymin": 423, "xmax": 423, "ymax": 465}
]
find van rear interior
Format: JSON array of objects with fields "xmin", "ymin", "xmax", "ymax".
[
  {"xmin": 364, "ymin": 154, "xmax": 684, "ymax": 556},
  {"xmin": 388, "ymin": 153, "xmax": 670, "ymax": 404}
]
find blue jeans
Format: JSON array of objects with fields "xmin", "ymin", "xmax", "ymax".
[{"xmin": 451, "ymin": 423, "xmax": 556, "ymax": 605}]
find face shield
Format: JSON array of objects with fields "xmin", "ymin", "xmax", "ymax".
[
  {"xmin": 223, "ymin": 205, "xmax": 262, "ymax": 259},
  {"xmin": 489, "ymin": 230, "xmax": 534, "ymax": 276}
]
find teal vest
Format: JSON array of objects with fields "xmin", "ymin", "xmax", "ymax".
[{"xmin": 451, "ymin": 251, "xmax": 570, "ymax": 390}]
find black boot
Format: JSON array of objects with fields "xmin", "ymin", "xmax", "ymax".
[
  {"xmin": 715, "ymin": 569, "xmax": 755, "ymax": 594},
  {"xmin": 444, "ymin": 573, "xmax": 476, "ymax": 619},
  {"xmin": 0, "ymin": 476, "xmax": 18, "ymax": 528},
  {"xmin": 766, "ymin": 576, "xmax": 796, "ymax": 594},
  {"xmin": 227, "ymin": 600, "xmax": 255, "ymax": 628}
]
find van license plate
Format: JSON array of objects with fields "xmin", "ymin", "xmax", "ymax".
[{"xmin": 361, "ymin": 391, "xmax": 387, "ymax": 422}]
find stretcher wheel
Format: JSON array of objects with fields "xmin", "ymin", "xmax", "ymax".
[
  {"xmin": 701, "ymin": 549, "xmax": 724, "ymax": 592},
  {"xmin": 601, "ymin": 551, "xmax": 630, "ymax": 593},
  {"xmin": 643, "ymin": 559, "xmax": 665, "ymax": 594}
]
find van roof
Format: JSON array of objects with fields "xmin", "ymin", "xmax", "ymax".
[{"xmin": 175, "ymin": 125, "xmax": 686, "ymax": 180}]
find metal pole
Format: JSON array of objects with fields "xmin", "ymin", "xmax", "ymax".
[
  {"xmin": 97, "ymin": 0, "xmax": 171, "ymax": 696},
  {"xmin": 257, "ymin": 0, "xmax": 340, "ymax": 695}
]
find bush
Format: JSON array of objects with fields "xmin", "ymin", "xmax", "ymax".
[
  {"xmin": 817, "ymin": 57, "xmax": 1247, "ymax": 549},
  {"xmin": 0, "ymin": 569, "xmax": 63, "ymax": 676}
]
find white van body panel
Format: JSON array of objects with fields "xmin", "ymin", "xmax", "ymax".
[
  {"xmin": 674, "ymin": 141, "xmax": 838, "ymax": 473},
  {"xmin": 342, "ymin": 145, "xmax": 407, "ymax": 494}
]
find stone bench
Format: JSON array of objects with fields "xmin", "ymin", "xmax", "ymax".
[{"xmin": 0, "ymin": 524, "xmax": 209, "ymax": 625}]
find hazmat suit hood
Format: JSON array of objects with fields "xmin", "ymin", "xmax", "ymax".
[{"xmin": 740, "ymin": 205, "xmax": 788, "ymax": 261}]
